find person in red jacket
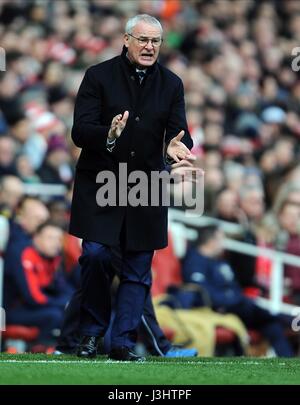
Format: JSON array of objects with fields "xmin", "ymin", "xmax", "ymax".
[{"xmin": 4, "ymin": 221, "xmax": 73, "ymax": 345}]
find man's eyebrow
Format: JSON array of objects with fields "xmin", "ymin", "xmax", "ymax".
[{"xmin": 138, "ymin": 35, "xmax": 161, "ymax": 39}]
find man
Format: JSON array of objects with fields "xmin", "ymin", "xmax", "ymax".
[
  {"xmin": 0, "ymin": 175, "xmax": 24, "ymax": 218},
  {"xmin": 228, "ymin": 185, "xmax": 266, "ymax": 288},
  {"xmin": 277, "ymin": 201, "xmax": 300, "ymax": 304},
  {"xmin": 0, "ymin": 136, "xmax": 17, "ymax": 176},
  {"xmin": 2, "ymin": 195, "xmax": 50, "ymax": 279},
  {"xmin": 4, "ymin": 221, "xmax": 72, "ymax": 346},
  {"xmin": 0, "ymin": 175, "xmax": 24, "ymax": 252},
  {"xmin": 4, "ymin": 196, "xmax": 50, "ymax": 258},
  {"xmin": 69, "ymin": 14, "xmax": 195, "ymax": 361},
  {"xmin": 182, "ymin": 225, "xmax": 294, "ymax": 357}
]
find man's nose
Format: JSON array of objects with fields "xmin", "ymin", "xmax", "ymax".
[{"xmin": 145, "ymin": 40, "xmax": 154, "ymax": 50}]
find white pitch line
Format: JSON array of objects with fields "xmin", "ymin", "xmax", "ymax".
[{"xmin": 0, "ymin": 359, "xmax": 289, "ymax": 366}]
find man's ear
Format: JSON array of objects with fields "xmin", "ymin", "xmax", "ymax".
[{"xmin": 124, "ymin": 34, "xmax": 129, "ymax": 48}]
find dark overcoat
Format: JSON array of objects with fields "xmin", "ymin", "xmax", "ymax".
[{"xmin": 69, "ymin": 46, "xmax": 193, "ymax": 251}]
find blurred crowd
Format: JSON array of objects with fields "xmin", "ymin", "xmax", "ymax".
[{"xmin": 1, "ymin": 0, "xmax": 300, "ymax": 354}]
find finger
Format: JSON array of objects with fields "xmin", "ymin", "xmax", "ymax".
[
  {"xmin": 171, "ymin": 153, "xmax": 180, "ymax": 163},
  {"xmin": 175, "ymin": 130, "xmax": 185, "ymax": 141},
  {"xmin": 171, "ymin": 160, "xmax": 193, "ymax": 169},
  {"xmin": 176, "ymin": 151, "xmax": 188, "ymax": 161},
  {"xmin": 185, "ymin": 153, "xmax": 197, "ymax": 161},
  {"xmin": 112, "ymin": 114, "xmax": 121, "ymax": 126},
  {"xmin": 179, "ymin": 149, "xmax": 191, "ymax": 159},
  {"xmin": 178, "ymin": 153, "xmax": 187, "ymax": 160},
  {"xmin": 121, "ymin": 110, "xmax": 129, "ymax": 124},
  {"xmin": 176, "ymin": 142, "xmax": 191, "ymax": 155}
]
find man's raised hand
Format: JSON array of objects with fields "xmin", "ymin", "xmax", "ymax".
[
  {"xmin": 166, "ymin": 130, "xmax": 196, "ymax": 163},
  {"xmin": 108, "ymin": 111, "xmax": 129, "ymax": 140}
]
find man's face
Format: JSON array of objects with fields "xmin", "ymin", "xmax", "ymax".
[
  {"xmin": 19, "ymin": 200, "xmax": 50, "ymax": 234},
  {"xmin": 124, "ymin": 21, "xmax": 162, "ymax": 68},
  {"xmin": 240, "ymin": 190, "xmax": 265, "ymax": 220},
  {"xmin": 34, "ymin": 226, "xmax": 63, "ymax": 258},
  {"xmin": 0, "ymin": 177, "xmax": 24, "ymax": 210},
  {"xmin": 279, "ymin": 203, "xmax": 300, "ymax": 235}
]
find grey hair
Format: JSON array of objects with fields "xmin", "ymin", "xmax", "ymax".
[{"xmin": 125, "ymin": 14, "xmax": 163, "ymax": 35}]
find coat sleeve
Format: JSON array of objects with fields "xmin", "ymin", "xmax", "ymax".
[
  {"xmin": 5, "ymin": 248, "xmax": 48, "ymax": 307},
  {"xmin": 165, "ymin": 79, "xmax": 193, "ymax": 151},
  {"xmin": 22, "ymin": 257, "xmax": 48, "ymax": 306},
  {"xmin": 71, "ymin": 67, "xmax": 111, "ymax": 151}
]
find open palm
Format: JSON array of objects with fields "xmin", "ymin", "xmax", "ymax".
[{"xmin": 166, "ymin": 130, "xmax": 196, "ymax": 163}]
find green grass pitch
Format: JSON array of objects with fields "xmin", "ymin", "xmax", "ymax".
[{"xmin": 0, "ymin": 354, "xmax": 300, "ymax": 385}]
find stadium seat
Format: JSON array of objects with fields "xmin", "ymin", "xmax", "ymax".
[
  {"xmin": 3, "ymin": 325, "xmax": 39, "ymax": 341},
  {"xmin": 248, "ymin": 329, "xmax": 263, "ymax": 345},
  {"xmin": 215, "ymin": 327, "xmax": 237, "ymax": 345},
  {"xmin": 161, "ymin": 327, "xmax": 175, "ymax": 342},
  {"xmin": 2, "ymin": 325, "xmax": 40, "ymax": 353}
]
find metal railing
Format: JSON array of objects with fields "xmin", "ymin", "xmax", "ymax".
[
  {"xmin": 23, "ymin": 183, "xmax": 67, "ymax": 198},
  {"xmin": 168, "ymin": 208, "xmax": 300, "ymax": 316}
]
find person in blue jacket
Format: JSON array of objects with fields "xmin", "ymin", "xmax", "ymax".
[
  {"xmin": 182, "ymin": 225, "xmax": 294, "ymax": 357},
  {"xmin": 4, "ymin": 221, "xmax": 73, "ymax": 346}
]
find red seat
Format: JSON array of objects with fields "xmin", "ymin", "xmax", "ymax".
[
  {"xmin": 216, "ymin": 328, "xmax": 263, "ymax": 346},
  {"xmin": 3, "ymin": 325, "xmax": 39, "ymax": 341},
  {"xmin": 151, "ymin": 233, "xmax": 182, "ymax": 297},
  {"xmin": 161, "ymin": 327, "xmax": 175, "ymax": 342},
  {"xmin": 248, "ymin": 329, "xmax": 263, "ymax": 344},
  {"xmin": 215, "ymin": 327, "xmax": 237, "ymax": 345}
]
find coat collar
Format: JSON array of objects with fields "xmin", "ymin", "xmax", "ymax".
[{"xmin": 120, "ymin": 45, "xmax": 157, "ymax": 76}]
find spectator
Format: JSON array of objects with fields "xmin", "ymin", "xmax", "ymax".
[
  {"xmin": 0, "ymin": 136, "xmax": 17, "ymax": 176},
  {"xmin": 0, "ymin": 175, "xmax": 24, "ymax": 218},
  {"xmin": 4, "ymin": 196, "xmax": 49, "ymax": 258},
  {"xmin": 4, "ymin": 221, "xmax": 72, "ymax": 346},
  {"xmin": 15, "ymin": 154, "xmax": 40, "ymax": 183},
  {"xmin": 215, "ymin": 188, "xmax": 240, "ymax": 223},
  {"xmin": 182, "ymin": 225, "xmax": 294, "ymax": 357},
  {"xmin": 226, "ymin": 185, "xmax": 265, "ymax": 287},
  {"xmin": 38, "ymin": 135, "xmax": 73, "ymax": 185},
  {"xmin": 0, "ymin": 175, "xmax": 24, "ymax": 251},
  {"xmin": 275, "ymin": 201, "xmax": 300, "ymax": 304}
]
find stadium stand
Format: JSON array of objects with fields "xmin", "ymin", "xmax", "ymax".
[{"xmin": 1, "ymin": 0, "xmax": 300, "ymax": 356}]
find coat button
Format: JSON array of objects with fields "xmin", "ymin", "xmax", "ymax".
[
  {"xmin": 131, "ymin": 75, "xmax": 135, "ymax": 80},
  {"xmin": 135, "ymin": 116, "xmax": 140, "ymax": 122},
  {"xmin": 130, "ymin": 151, "xmax": 135, "ymax": 157}
]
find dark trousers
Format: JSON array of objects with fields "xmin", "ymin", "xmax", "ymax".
[
  {"xmin": 57, "ymin": 287, "xmax": 171, "ymax": 355},
  {"xmin": 7, "ymin": 306, "xmax": 63, "ymax": 344},
  {"xmin": 57, "ymin": 244, "xmax": 171, "ymax": 355},
  {"xmin": 228, "ymin": 299, "xmax": 294, "ymax": 357},
  {"xmin": 63, "ymin": 240, "xmax": 170, "ymax": 351}
]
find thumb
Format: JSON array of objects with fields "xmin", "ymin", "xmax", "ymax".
[
  {"xmin": 175, "ymin": 130, "xmax": 185, "ymax": 141},
  {"xmin": 121, "ymin": 110, "xmax": 129, "ymax": 123}
]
